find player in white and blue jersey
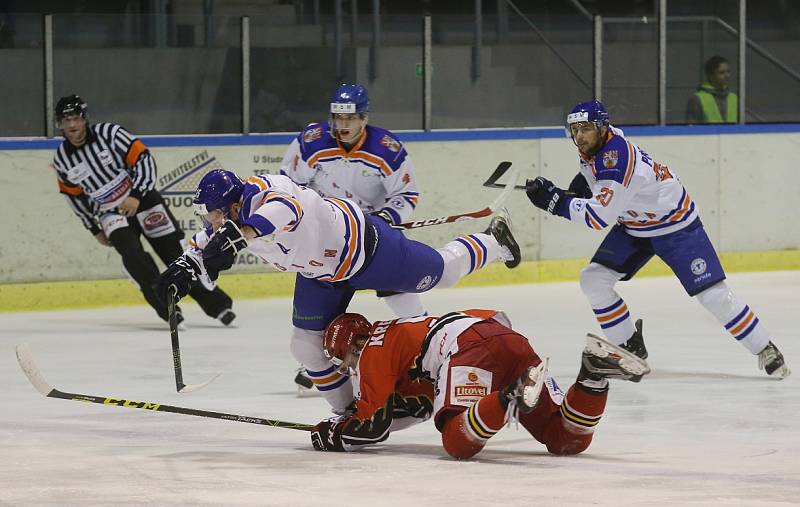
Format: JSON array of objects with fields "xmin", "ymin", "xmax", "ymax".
[
  {"xmin": 525, "ymin": 100, "xmax": 789, "ymax": 379},
  {"xmin": 157, "ymin": 169, "xmax": 522, "ymax": 413}
]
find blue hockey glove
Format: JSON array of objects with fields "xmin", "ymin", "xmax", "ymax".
[
  {"xmin": 202, "ymin": 220, "xmax": 247, "ymax": 280},
  {"xmin": 526, "ymin": 177, "xmax": 568, "ymax": 216},
  {"xmin": 157, "ymin": 256, "xmax": 200, "ymax": 303},
  {"xmin": 311, "ymin": 418, "xmax": 346, "ymax": 452}
]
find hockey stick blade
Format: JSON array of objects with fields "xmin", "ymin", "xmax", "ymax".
[
  {"xmin": 483, "ymin": 160, "xmax": 528, "ymax": 190},
  {"xmin": 399, "ymin": 163, "xmax": 521, "ymax": 230},
  {"xmin": 168, "ymin": 285, "xmax": 220, "ymax": 393},
  {"xmin": 15, "ymin": 343, "xmax": 313, "ymax": 431}
]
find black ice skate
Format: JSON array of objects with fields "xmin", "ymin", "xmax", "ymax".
[
  {"xmin": 580, "ymin": 333, "xmax": 651, "ymax": 384},
  {"xmin": 502, "ymin": 357, "xmax": 549, "ymax": 413},
  {"xmin": 217, "ymin": 309, "xmax": 237, "ymax": 327},
  {"xmin": 758, "ymin": 341, "xmax": 791, "ymax": 379},
  {"xmin": 620, "ymin": 319, "xmax": 648, "ymax": 360},
  {"xmin": 294, "ymin": 366, "xmax": 314, "ymax": 393},
  {"xmin": 485, "ymin": 207, "xmax": 521, "ymax": 269}
]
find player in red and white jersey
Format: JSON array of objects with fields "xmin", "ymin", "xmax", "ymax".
[
  {"xmin": 525, "ymin": 100, "xmax": 789, "ymax": 379},
  {"xmin": 157, "ymin": 170, "xmax": 523, "ymax": 414},
  {"xmin": 309, "ymin": 310, "xmax": 650, "ymax": 458}
]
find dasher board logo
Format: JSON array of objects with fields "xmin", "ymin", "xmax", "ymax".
[{"xmin": 158, "ymin": 150, "xmax": 225, "ymax": 196}]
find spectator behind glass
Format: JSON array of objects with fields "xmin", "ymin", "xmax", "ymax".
[{"xmin": 686, "ymin": 56, "xmax": 739, "ymax": 124}]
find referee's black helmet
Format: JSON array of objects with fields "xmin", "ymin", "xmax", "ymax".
[{"xmin": 55, "ymin": 95, "xmax": 88, "ymax": 124}]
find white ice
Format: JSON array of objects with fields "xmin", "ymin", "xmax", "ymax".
[{"xmin": 1, "ymin": 272, "xmax": 799, "ymax": 506}]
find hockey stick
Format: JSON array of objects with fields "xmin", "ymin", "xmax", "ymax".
[
  {"xmin": 168, "ymin": 285, "xmax": 220, "ymax": 393},
  {"xmin": 398, "ymin": 162, "xmax": 520, "ymax": 230},
  {"xmin": 482, "ymin": 161, "xmax": 529, "ymax": 190},
  {"xmin": 15, "ymin": 343, "xmax": 313, "ymax": 432}
]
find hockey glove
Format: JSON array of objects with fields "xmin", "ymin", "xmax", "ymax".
[
  {"xmin": 526, "ymin": 177, "xmax": 568, "ymax": 216},
  {"xmin": 372, "ymin": 209, "xmax": 400, "ymax": 228},
  {"xmin": 310, "ymin": 418, "xmax": 346, "ymax": 452},
  {"xmin": 157, "ymin": 256, "xmax": 200, "ymax": 303},
  {"xmin": 202, "ymin": 220, "xmax": 248, "ymax": 280},
  {"xmin": 567, "ymin": 173, "xmax": 593, "ymax": 199}
]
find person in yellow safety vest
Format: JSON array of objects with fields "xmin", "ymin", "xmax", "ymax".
[{"xmin": 686, "ymin": 55, "xmax": 739, "ymax": 124}]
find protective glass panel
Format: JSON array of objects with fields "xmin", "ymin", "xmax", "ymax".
[
  {"xmin": 0, "ymin": 13, "xmax": 45, "ymax": 136},
  {"xmin": 432, "ymin": 1, "xmax": 593, "ymax": 128},
  {"xmin": 52, "ymin": 13, "xmax": 243, "ymax": 135},
  {"xmin": 744, "ymin": 0, "xmax": 800, "ymax": 123},
  {"xmin": 667, "ymin": 0, "xmax": 740, "ymax": 124}
]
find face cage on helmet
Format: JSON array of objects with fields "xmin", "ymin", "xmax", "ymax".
[
  {"xmin": 55, "ymin": 112, "xmax": 87, "ymax": 130},
  {"xmin": 329, "ymin": 113, "xmax": 369, "ymax": 141},
  {"xmin": 566, "ymin": 119, "xmax": 606, "ymax": 148},
  {"xmin": 193, "ymin": 201, "xmax": 232, "ymax": 229}
]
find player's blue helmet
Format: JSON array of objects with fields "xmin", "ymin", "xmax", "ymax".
[
  {"xmin": 330, "ymin": 83, "xmax": 370, "ymax": 115},
  {"xmin": 193, "ymin": 169, "xmax": 244, "ymax": 217},
  {"xmin": 566, "ymin": 100, "xmax": 610, "ymax": 128}
]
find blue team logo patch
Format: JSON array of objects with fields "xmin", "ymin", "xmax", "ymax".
[
  {"xmin": 691, "ymin": 258, "xmax": 707, "ymax": 276},
  {"xmin": 303, "ymin": 127, "xmax": 322, "ymax": 143},
  {"xmin": 380, "ymin": 135, "xmax": 401, "ymax": 152},
  {"xmin": 602, "ymin": 150, "xmax": 619, "ymax": 169}
]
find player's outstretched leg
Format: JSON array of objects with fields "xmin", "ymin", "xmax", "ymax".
[
  {"xmin": 758, "ymin": 341, "xmax": 791, "ymax": 379},
  {"xmin": 620, "ymin": 318, "xmax": 648, "ymax": 359},
  {"xmin": 485, "ymin": 207, "xmax": 521, "ymax": 268}
]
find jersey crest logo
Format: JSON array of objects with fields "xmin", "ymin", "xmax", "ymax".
[
  {"xmin": 602, "ymin": 150, "xmax": 619, "ymax": 169},
  {"xmin": 303, "ymin": 127, "xmax": 322, "ymax": 143},
  {"xmin": 416, "ymin": 275, "xmax": 435, "ymax": 291},
  {"xmin": 380, "ymin": 135, "xmax": 401, "ymax": 152}
]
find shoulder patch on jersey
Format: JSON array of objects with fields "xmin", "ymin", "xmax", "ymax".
[
  {"xmin": 303, "ymin": 126, "xmax": 322, "ymax": 144},
  {"xmin": 593, "ymin": 135, "xmax": 630, "ymax": 184},
  {"xmin": 380, "ymin": 134, "xmax": 401, "ymax": 153},
  {"xmin": 602, "ymin": 149, "xmax": 619, "ymax": 169}
]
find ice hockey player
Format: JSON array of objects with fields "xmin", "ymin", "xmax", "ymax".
[
  {"xmin": 280, "ymin": 83, "xmax": 427, "ymax": 389},
  {"xmin": 309, "ymin": 309, "xmax": 650, "ymax": 458},
  {"xmin": 524, "ymin": 99, "xmax": 789, "ymax": 379},
  {"xmin": 51, "ymin": 94, "xmax": 235, "ymax": 326},
  {"xmin": 156, "ymin": 169, "xmax": 521, "ymax": 414}
]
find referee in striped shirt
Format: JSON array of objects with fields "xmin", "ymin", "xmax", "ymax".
[{"xmin": 52, "ymin": 94, "xmax": 235, "ymax": 326}]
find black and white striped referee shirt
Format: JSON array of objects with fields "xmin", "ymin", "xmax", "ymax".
[{"xmin": 53, "ymin": 122, "xmax": 157, "ymax": 234}]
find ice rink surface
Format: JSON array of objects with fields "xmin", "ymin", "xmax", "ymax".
[{"xmin": 1, "ymin": 271, "xmax": 798, "ymax": 506}]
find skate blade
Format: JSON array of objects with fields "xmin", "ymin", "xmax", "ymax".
[
  {"xmin": 522, "ymin": 357, "xmax": 549, "ymax": 411},
  {"xmin": 586, "ymin": 333, "xmax": 651, "ymax": 377}
]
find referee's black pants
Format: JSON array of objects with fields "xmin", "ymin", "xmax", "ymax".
[{"xmin": 108, "ymin": 191, "xmax": 232, "ymax": 322}]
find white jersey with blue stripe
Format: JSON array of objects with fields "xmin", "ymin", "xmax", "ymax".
[
  {"xmin": 189, "ymin": 174, "xmax": 368, "ymax": 282},
  {"xmin": 562, "ymin": 126, "xmax": 699, "ymax": 237},
  {"xmin": 279, "ymin": 122, "xmax": 419, "ymax": 225}
]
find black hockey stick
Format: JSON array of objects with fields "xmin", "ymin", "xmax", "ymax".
[
  {"xmin": 168, "ymin": 285, "xmax": 221, "ymax": 393},
  {"xmin": 398, "ymin": 162, "xmax": 520, "ymax": 229},
  {"xmin": 15, "ymin": 343, "xmax": 312, "ymax": 432},
  {"xmin": 482, "ymin": 161, "xmax": 529, "ymax": 190}
]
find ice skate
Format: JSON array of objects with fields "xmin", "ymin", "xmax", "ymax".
[
  {"xmin": 294, "ymin": 366, "xmax": 314, "ymax": 395},
  {"xmin": 581, "ymin": 333, "xmax": 651, "ymax": 383},
  {"xmin": 620, "ymin": 319, "xmax": 648, "ymax": 360},
  {"xmin": 485, "ymin": 207, "xmax": 521, "ymax": 268},
  {"xmin": 217, "ymin": 309, "xmax": 237, "ymax": 327},
  {"xmin": 502, "ymin": 357, "xmax": 549, "ymax": 413},
  {"xmin": 758, "ymin": 341, "xmax": 790, "ymax": 379}
]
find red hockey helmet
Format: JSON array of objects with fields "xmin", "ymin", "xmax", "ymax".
[{"xmin": 323, "ymin": 313, "xmax": 372, "ymax": 368}]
